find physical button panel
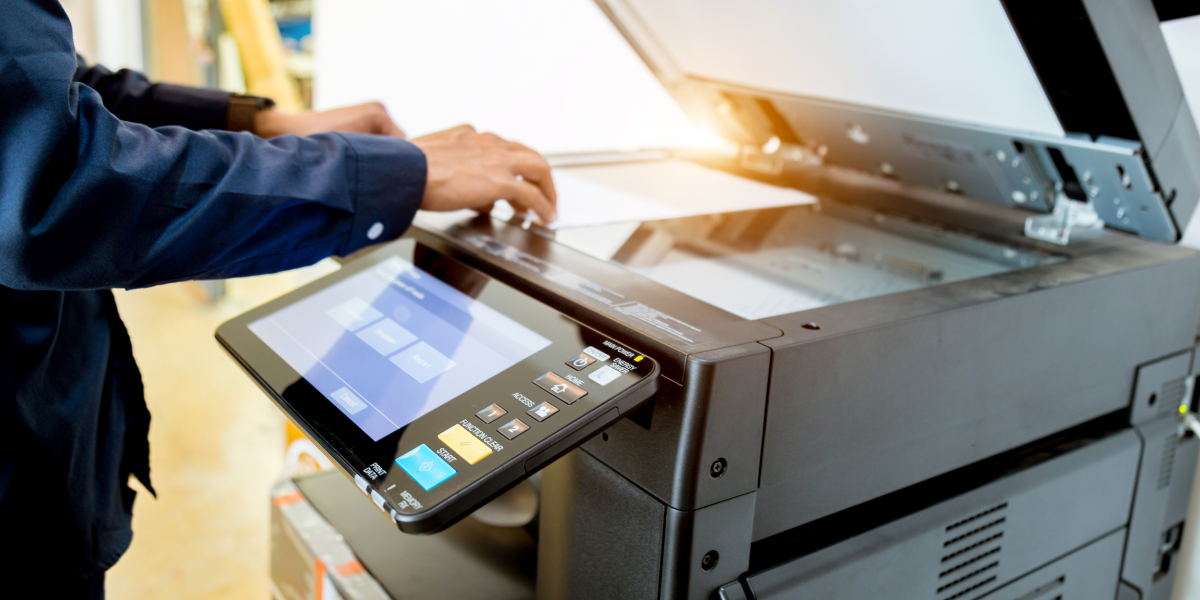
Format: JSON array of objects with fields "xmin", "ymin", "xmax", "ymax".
[{"xmin": 391, "ymin": 344, "xmax": 647, "ymax": 519}]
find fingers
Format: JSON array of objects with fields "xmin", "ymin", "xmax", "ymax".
[
  {"xmin": 376, "ymin": 114, "xmax": 407, "ymax": 139},
  {"xmin": 412, "ymin": 124, "xmax": 556, "ymax": 222},
  {"xmin": 356, "ymin": 103, "xmax": 406, "ymax": 139},
  {"xmin": 372, "ymin": 116, "xmax": 405, "ymax": 138},
  {"xmin": 508, "ymin": 150, "xmax": 556, "ymax": 205},
  {"xmin": 505, "ymin": 178, "xmax": 556, "ymax": 224}
]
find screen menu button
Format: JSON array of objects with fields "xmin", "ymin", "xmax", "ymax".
[
  {"xmin": 329, "ymin": 387, "xmax": 369, "ymax": 415},
  {"xmin": 391, "ymin": 341, "xmax": 457, "ymax": 383},
  {"xmin": 356, "ymin": 318, "xmax": 418, "ymax": 356},
  {"xmin": 326, "ymin": 297, "xmax": 383, "ymax": 332}
]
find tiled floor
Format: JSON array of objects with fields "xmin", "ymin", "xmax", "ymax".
[{"xmin": 103, "ymin": 263, "xmax": 1200, "ymax": 599}]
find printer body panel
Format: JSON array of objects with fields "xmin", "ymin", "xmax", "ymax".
[
  {"xmin": 580, "ymin": 343, "xmax": 772, "ymax": 510},
  {"xmin": 756, "ymin": 244, "xmax": 1200, "ymax": 539},
  {"xmin": 537, "ymin": 450, "xmax": 666, "ymax": 600},
  {"xmin": 743, "ymin": 428, "xmax": 1140, "ymax": 599},
  {"xmin": 1123, "ymin": 403, "xmax": 1200, "ymax": 599}
]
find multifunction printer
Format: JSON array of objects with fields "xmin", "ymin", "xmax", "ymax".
[{"xmin": 253, "ymin": 2, "xmax": 1200, "ymax": 599}]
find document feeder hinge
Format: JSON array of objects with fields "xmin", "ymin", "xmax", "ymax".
[
  {"xmin": 712, "ymin": 91, "xmax": 1179, "ymax": 243},
  {"xmin": 1024, "ymin": 193, "xmax": 1105, "ymax": 245},
  {"xmin": 738, "ymin": 138, "xmax": 821, "ymax": 176}
]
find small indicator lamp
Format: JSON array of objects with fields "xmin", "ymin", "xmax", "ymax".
[{"xmin": 634, "ymin": 356, "xmax": 643, "ymax": 362}]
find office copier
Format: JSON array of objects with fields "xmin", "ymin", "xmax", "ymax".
[{"xmin": 264, "ymin": 1, "xmax": 1200, "ymax": 599}]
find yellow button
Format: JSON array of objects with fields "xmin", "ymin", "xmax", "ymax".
[{"xmin": 438, "ymin": 424, "xmax": 493, "ymax": 464}]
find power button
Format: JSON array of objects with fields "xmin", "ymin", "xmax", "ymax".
[{"xmin": 565, "ymin": 352, "xmax": 597, "ymax": 371}]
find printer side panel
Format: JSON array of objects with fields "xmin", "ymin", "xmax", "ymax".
[
  {"xmin": 754, "ymin": 255, "xmax": 1200, "ymax": 540},
  {"xmin": 537, "ymin": 450, "xmax": 666, "ymax": 600},
  {"xmin": 1123, "ymin": 415, "xmax": 1199, "ymax": 600},
  {"xmin": 1122, "ymin": 348, "xmax": 1200, "ymax": 600},
  {"xmin": 738, "ymin": 430, "xmax": 1141, "ymax": 600},
  {"xmin": 538, "ymin": 449, "xmax": 761, "ymax": 600},
  {"xmin": 580, "ymin": 343, "xmax": 773, "ymax": 511}
]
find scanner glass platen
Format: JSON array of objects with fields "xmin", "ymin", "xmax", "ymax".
[{"xmin": 552, "ymin": 201, "xmax": 1059, "ymax": 320}]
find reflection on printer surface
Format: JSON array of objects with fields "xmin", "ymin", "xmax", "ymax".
[{"xmin": 554, "ymin": 202, "xmax": 1058, "ymax": 320}]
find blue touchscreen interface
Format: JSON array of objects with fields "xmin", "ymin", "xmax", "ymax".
[{"xmin": 250, "ymin": 257, "xmax": 552, "ymax": 441}]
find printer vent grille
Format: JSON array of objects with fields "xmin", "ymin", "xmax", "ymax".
[
  {"xmin": 1159, "ymin": 433, "xmax": 1179, "ymax": 490},
  {"xmin": 937, "ymin": 502, "xmax": 1007, "ymax": 600},
  {"xmin": 1161, "ymin": 377, "xmax": 1188, "ymax": 416}
]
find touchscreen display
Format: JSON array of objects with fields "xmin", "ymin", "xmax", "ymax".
[{"xmin": 249, "ymin": 256, "xmax": 552, "ymax": 441}]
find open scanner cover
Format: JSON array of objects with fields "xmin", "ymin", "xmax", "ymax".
[{"xmin": 591, "ymin": 0, "xmax": 1200, "ymax": 242}]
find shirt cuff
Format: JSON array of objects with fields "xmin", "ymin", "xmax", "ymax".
[
  {"xmin": 144, "ymin": 83, "xmax": 233, "ymax": 130},
  {"xmin": 337, "ymin": 133, "xmax": 427, "ymax": 256}
]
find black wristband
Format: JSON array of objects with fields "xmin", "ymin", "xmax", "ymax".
[{"xmin": 226, "ymin": 95, "xmax": 276, "ymax": 133}]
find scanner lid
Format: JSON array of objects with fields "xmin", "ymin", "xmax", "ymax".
[{"xmin": 593, "ymin": 0, "xmax": 1200, "ymax": 243}]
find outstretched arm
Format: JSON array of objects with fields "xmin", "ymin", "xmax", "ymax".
[
  {"xmin": 1, "ymin": 1, "xmax": 553, "ymax": 291},
  {"xmin": 72, "ymin": 55, "xmax": 235, "ymax": 131}
]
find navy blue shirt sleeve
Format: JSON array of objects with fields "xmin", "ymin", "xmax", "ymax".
[
  {"xmin": 73, "ymin": 55, "xmax": 234, "ymax": 131},
  {"xmin": 1, "ymin": 0, "xmax": 426, "ymax": 291}
]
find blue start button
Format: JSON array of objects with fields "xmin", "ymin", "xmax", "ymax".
[{"xmin": 395, "ymin": 444, "xmax": 457, "ymax": 491}]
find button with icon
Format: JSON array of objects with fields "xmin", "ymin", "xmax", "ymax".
[
  {"xmin": 588, "ymin": 365, "xmax": 622, "ymax": 386},
  {"xmin": 533, "ymin": 372, "xmax": 588, "ymax": 405},
  {"xmin": 395, "ymin": 444, "xmax": 456, "ymax": 491},
  {"xmin": 565, "ymin": 352, "xmax": 597, "ymax": 371},
  {"xmin": 527, "ymin": 401, "xmax": 559, "ymax": 422},
  {"xmin": 497, "ymin": 418, "xmax": 530, "ymax": 440}
]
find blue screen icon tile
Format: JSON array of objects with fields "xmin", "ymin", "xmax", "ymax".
[
  {"xmin": 355, "ymin": 318, "xmax": 418, "ymax": 356},
  {"xmin": 328, "ymin": 386, "xmax": 369, "ymax": 415},
  {"xmin": 326, "ymin": 297, "xmax": 383, "ymax": 332},
  {"xmin": 395, "ymin": 444, "xmax": 456, "ymax": 491},
  {"xmin": 391, "ymin": 341, "xmax": 457, "ymax": 384}
]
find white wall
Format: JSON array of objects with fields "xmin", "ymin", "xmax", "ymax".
[
  {"xmin": 1164, "ymin": 16, "xmax": 1200, "ymax": 250},
  {"xmin": 312, "ymin": 0, "xmax": 709, "ymax": 154},
  {"xmin": 61, "ymin": 0, "xmax": 144, "ymax": 71}
]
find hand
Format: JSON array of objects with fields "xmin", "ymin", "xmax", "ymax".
[
  {"xmin": 253, "ymin": 102, "xmax": 406, "ymax": 139},
  {"xmin": 411, "ymin": 125, "xmax": 557, "ymax": 224}
]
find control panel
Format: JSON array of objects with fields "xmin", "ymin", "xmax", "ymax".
[
  {"xmin": 367, "ymin": 341, "xmax": 657, "ymax": 533},
  {"xmin": 218, "ymin": 238, "xmax": 660, "ymax": 534}
]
